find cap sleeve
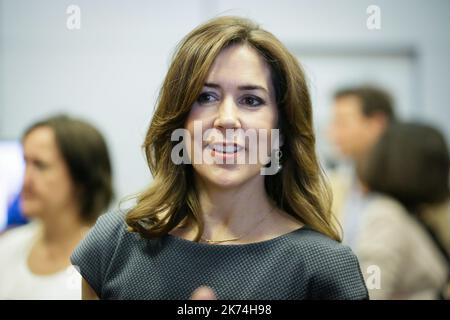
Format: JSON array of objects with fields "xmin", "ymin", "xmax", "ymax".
[
  {"xmin": 310, "ymin": 244, "xmax": 369, "ymax": 300},
  {"xmin": 70, "ymin": 210, "xmax": 126, "ymax": 298}
]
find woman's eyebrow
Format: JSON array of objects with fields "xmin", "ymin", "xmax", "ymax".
[
  {"xmin": 204, "ymin": 82, "xmax": 268, "ymax": 93},
  {"xmin": 238, "ymin": 85, "xmax": 268, "ymax": 93},
  {"xmin": 204, "ymin": 82, "xmax": 221, "ymax": 89}
]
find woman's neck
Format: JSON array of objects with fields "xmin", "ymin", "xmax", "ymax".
[
  {"xmin": 37, "ymin": 207, "xmax": 90, "ymax": 250},
  {"xmin": 27, "ymin": 207, "xmax": 91, "ymax": 276},
  {"xmin": 171, "ymin": 174, "xmax": 304, "ymax": 244},
  {"xmin": 191, "ymin": 174, "xmax": 283, "ymax": 242}
]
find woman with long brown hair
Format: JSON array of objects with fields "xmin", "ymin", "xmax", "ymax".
[{"xmin": 71, "ymin": 16, "xmax": 368, "ymax": 300}]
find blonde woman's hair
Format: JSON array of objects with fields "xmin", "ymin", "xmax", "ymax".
[{"xmin": 125, "ymin": 16, "xmax": 341, "ymax": 242}]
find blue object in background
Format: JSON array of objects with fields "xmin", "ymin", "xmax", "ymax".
[{"xmin": 7, "ymin": 193, "xmax": 28, "ymax": 227}]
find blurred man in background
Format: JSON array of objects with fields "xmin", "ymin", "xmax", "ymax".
[{"xmin": 327, "ymin": 86, "xmax": 396, "ymax": 247}]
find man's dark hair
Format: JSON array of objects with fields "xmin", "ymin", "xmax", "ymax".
[
  {"xmin": 23, "ymin": 114, "xmax": 114, "ymax": 223},
  {"xmin": 334, "ymin": 85, "xmax": 396, "ymax": 121}
]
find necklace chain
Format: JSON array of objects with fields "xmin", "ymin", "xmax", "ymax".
[{"xmin": 200, "ymin": 206, "xmax": 275, "ymax": 244}]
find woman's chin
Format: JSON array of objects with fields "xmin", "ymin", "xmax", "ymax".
[
  {"xmin": 197, "ymin": 165, "xmax": 259, "ymax": 189},
  {"xmin": 20, "ymin": 202, "xmax": 43, "ymax": 219},
  {"xmin": 211, "ymin": 177, "xmax": 242, "ymax": 189}
]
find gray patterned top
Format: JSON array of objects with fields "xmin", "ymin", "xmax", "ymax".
[{"xmin": 71, "ymin": 210, "xmax": 369, "ymax": 300}]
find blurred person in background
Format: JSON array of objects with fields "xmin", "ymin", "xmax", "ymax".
[
  {"xmin": 355, "ymin": 122, "xmax": 450, "ymax": 299},
  {"xmin": 0, "ymin": 115, "xmax": 114, "ymax": 299},
  {"xmin": 327, "ymin": 86, "xmax": 396, "ymax": 247}
]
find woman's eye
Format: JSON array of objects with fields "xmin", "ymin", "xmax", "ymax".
[
  {"xmin": 241, "ymin": 96, "xmax": 264, "ymax": 107},
  {"xmin": 197, "ymin": 92, "xmax": 218, "ymax": 105},
  {"xmin": 34, "ymin": 160, "xmax": 48, "ymax": 171}
]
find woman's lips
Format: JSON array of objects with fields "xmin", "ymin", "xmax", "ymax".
[{"xmin": 206, "ymin": 143, "xmax": 245, "ymax": 159}]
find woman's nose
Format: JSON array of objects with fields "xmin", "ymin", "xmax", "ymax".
[
  {"xmin": 22, "ymin": 165, "xmax": 33, "ymax": 188},
  {"xmin": 213, "ymin": 97, "xmax": 241, "ymax": 129}
]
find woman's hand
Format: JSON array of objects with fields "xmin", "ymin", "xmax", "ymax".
[{"xmin": 190, "ymin": 286, "xmax": 217, "ymax": 300}]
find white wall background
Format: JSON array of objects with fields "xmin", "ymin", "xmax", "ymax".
[{"xmin": 1, "ymin": 0, "xmax": 449, "ymax": 204}]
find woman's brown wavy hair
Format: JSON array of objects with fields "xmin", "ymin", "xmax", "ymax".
[{"xmin": 125, "ymin": 16, "xmax": 341, "ymax": 242}]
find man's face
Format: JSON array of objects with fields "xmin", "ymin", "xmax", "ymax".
[{"xmin": 328, "ymin": 95, "xmax": 381, "ymax": 161}]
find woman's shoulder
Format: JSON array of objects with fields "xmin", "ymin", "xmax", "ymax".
[
  {"xmin": 0, "ymin": 222, "xmax": 39, "ymax": 253},
  {"xmin": 361, "ymin": 194, "xmax": 418, "ymax": 235},
  {"xmin": 94, "ymin": 209, "xmax": 128, "ymax": 233},
  {"xmin": 287, "ymin": 227, "xmax": 364, "ymax": 279},
  {"xmin": 290, "ymin": 227, "xmax": 368, "ymax": 299},
  {"xmin": 70, "ymin": 209, "xmax": 130, "ymax": 297},
  {"xmin": 270, "ymin": 210, "xmax": 354, "ymax": 260},
  {"xmin": 364, "ymin": 194, "xmax": 409, "ymax": 221},
  {"xmin": 73, "ymin": 208, "xmax": 129, "ymax": 255},
  {"xmin": 290, "ymin": 226, "xmax": 355, "ymax": 259}
]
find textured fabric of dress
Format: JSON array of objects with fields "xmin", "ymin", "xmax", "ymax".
[{"xmin": 71, "ymin": 210, "xmax": 369, "ymax": 300}]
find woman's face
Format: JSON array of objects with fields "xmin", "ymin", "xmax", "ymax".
[
  {"xmin": 184, "ymin": 43, "xmax": 280, "ymax": 189},
  {"xmin": 21, "ymin": 126, "xmax": 78, "ymax": 219}
]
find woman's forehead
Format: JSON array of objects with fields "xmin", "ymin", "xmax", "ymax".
[
  {"xmin": 23, "ymin": 127, "xmax": 60, "ymax": 160},
  {"xmin": 204, "ymin": 44, "xmax": 272, "ymax": 92}
]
